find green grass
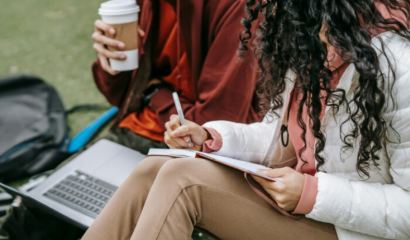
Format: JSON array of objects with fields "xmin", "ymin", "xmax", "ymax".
[{"xmin": 0, "ymin": 0, "xmax": 108, "ymax": 136}]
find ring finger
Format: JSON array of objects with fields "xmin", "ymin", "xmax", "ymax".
[
  {"xmin": 92, "ymin": 32, "xmax": 125, "ymax": 49},
  {"xmin": 93, "ymin": 43, "xmax": 126, "ymax": 60}
]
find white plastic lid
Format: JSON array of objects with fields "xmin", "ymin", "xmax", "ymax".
[{"xmin": 99, "ymin": 0, "xmax": 140, "ymax": 16}]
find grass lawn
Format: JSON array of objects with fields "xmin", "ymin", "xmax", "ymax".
[
  {"xmin": 0, "ymin": 0, "xmax": 108, "ymax": 137},
  {"xmin": 0, "ymin": 1, "xmax": 213, "ymax": 239}
]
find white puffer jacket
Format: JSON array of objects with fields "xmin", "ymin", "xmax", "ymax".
[{"xmin": 203, "ymin": 31, "xmax": 410, "ymax": 240}]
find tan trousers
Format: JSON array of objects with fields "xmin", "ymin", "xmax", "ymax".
[{"xmin": 82, "ymin": 157, "xmax": 337, "ymax": 240}]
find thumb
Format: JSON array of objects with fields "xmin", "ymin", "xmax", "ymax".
[{"xmin": 256, "ymin": 168, "xmax": 288, "ymax": 178}]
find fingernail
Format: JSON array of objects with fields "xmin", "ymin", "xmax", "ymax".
[
  {"xmin": 109, "ymin": 28, "xmax": 115, "ymax": 34},
  {"xmin": 256, "ymin": 169, "xmax": 265, "ymax": 173},
  {"xmin": 118, "ymin": 42, "xmax": 124, "ymax": 48},
  {"xmin": 121, "ymin": 55, "xmax": 127, "ymax": 60},
  {"xmin": 172, "ymin": 131, "xmax": 179, "ymax": 137}
]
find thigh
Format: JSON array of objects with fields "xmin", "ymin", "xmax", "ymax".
[
  {"xmin": 82, "ymin": 156, "xmax": 175, "ymax": 240},
  {"xmin": 156, "ymin": 158, "xmax": 337, "ymax": 240}
]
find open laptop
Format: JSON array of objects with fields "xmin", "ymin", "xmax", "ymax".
[{"xmin": 0, "ymin": 139, "xmax": 146, "ymax": 229}]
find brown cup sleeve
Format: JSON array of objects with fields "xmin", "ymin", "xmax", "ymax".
[{"xmin": 106, "ymin": 21, "xmax": 138, "ymax": 51}]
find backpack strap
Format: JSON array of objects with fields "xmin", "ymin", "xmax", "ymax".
[
  {"xmin": 67, "ymin": 106, "xmax": 119, "ymax": 153},
  {"xmin": 65, "ymin": 104, "xmax": 108, "ymax": 115}
]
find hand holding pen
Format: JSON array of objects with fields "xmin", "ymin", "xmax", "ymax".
[
  {"xmin": 163, "ymin": 92, "xmax": 211, "ymax": 150},
  {"xmin": 172, "ymin": 92, "xmax": 193, "ymax": 147}
]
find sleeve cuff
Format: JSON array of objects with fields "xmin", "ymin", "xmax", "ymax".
[
  {"xmin": 292, "ymin": 174, "xmax": 318, "ymax": 214},
  {"xmin": 202, "ymin": 127, "xmax": 223, "ymax": 153},
  {"xmin": 92, "ymin": 59, "xmax": 133, "ymax": 83}
]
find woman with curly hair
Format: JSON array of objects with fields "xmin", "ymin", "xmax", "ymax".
[{"xmin": 82, "ymin": 0, "xmax": 410, "ymax": 239}]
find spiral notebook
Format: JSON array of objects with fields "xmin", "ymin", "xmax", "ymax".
[{"xmin": 147, "ymin": 149, "xmax": 282, "ymax": 182}]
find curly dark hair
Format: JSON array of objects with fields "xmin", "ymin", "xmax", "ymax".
[{"xmin": 239, "ymin": 0, "xmax": 410, "ymax": 178}]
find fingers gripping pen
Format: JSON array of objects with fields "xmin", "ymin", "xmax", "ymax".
[{"xmin": 172, "ymin": 92, "xmax": 193, "ymax": 147}]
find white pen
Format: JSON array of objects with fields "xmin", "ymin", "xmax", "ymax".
[{"xmin": 172, "ymin": 92, "xmax": 192, "ymax": 147}]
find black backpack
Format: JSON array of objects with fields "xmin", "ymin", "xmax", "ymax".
[
  {"xmin": 0, "ymin": 74, "xmax": 116, "ymax": 182},
  {"xmin": 0, "ymin": 75, "xmax": 71, "ymax": 181}
]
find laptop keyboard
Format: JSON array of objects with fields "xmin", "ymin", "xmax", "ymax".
[{"xmin": 43, "ymin": 171, "xmax": 117, "ymax": 218}]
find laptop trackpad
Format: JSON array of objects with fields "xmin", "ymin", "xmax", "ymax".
[{"xmin": 88, "ymin": 151, "xmax": 144, "ymax": 187}]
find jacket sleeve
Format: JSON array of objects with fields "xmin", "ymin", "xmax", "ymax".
[
  {"xmin": 202, "ymin": 120, "xmax": 278, "ymax": 164},
  {"xmin": 203, "ymin": 118, "xmax": 297, "ymax": 167},
  {"xmin": 307, "ymin": 173, "xmax": 410, "ymax": 239},
  {"xmin": 92, "ymin": 59, "xmax": 134, "ymax": 107},
  {"xmin": 306, "ymin": 36, "xmax": 410, "ymax": 239},
  {"xmin": 91, "ymin": 0, "xmax": 148, "ymax": 107},
  {"xmin": 150, "ymin": 1, "xmax": 258, "ymax": 127}
]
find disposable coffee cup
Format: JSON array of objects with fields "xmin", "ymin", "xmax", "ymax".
[{"xmin": 98, "ymin": 0, "xmax": 140, "ymax": 71}]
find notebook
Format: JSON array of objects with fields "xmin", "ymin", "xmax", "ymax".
[{"xmin": 147, "ymin": 149, "xmax": 282, "ymax": 182}]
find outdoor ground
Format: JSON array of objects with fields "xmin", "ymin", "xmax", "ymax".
[
  {"xmin": 1, "ymin": 0, "xmax": 108, "ymax": 137},
  {"xmin": 0, "ymin": 1, "xmax": 212, "ymax": 239}
]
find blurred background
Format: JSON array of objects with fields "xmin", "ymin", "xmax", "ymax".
[{"xmin": 0, "ymin": 0, "xmax": 109, "ymax": 137}]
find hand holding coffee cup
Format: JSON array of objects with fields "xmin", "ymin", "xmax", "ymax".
[
  {"xmin": 92, "ymin": 20, "xmax": 145, "ymax": 75},
  {"xmin": 93, "ymin": 0, "xmax": 141, "ymax": 74}
]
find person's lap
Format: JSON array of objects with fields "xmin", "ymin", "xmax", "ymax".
[
  {"xmin": 83, "ymin": 156, "xmax": 337, "ymax": 240},
  {"xmin": 0, "ymin": 128, "xmax": 336, "ymax": 240}
]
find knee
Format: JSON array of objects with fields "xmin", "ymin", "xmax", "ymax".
[
  {"xmin": 155, "ymin": 158, "xmax": 198, "ymax": 182},
  {"xmin": 128, "ymin": 157, "xmax": 171, "ymax": 181}
]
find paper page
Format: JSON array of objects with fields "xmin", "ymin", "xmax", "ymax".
[
  {"xmin": 147, "ymin": 148, "xmax": 197, "ymax": 158},
  {"xmin": 147, "ymin": 149, "xmax": 282, "ymax": 181},
  {"xmin": 198, "ymin": 153, "xmax": 282, "ymax": 181}
]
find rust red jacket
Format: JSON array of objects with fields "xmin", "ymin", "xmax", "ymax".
[{"xmin": 92, "ymin": 0, "xmax": 260, "ymax": 129}]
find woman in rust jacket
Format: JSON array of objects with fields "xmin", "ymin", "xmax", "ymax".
[{"xmin": 91, "ymin": 0, "xmax": 260, "ymax": 154}]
